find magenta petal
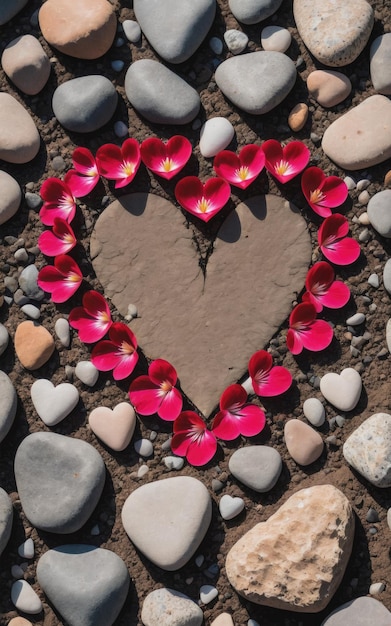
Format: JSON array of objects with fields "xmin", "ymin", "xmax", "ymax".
[
  {"xmin": 322, "ymin": 237, "xmax": 360, "ymax": 265},
  {"xmin": 186, "ymin": 429, "xmax": 217, "ymax": 466},
  {"xmin": 113, "ymin": 351, "xmax": 139, "ymax": 380},
  {"xmin": 96, "ymin": 144, "xmax": 125, "ymax": 179},
  {"xmin": 66, "ymin": 169, "xmax": 99, "ymax": 197},
  {"xmin": 258, "ymin": 366, "xmax": 292, "ymax": 397},
  {"xmin": 91, "ymin": 342, "xmax": 120, "ymax": 371},
  {"xmin": 149, "ymin": 359, "xmax": 177, "ymax": 387},
  {"xmin": 129, "ymin": 377, "xmax": 162, "ymax": 415},
  {"xmin": 236, "ymin": 405, "xmax": 266, "ymax": 437},
  {"xmin": 38, "ymin": 230, "xmax": 73, "ymax": 256},
  {"xmin": 286, "ymin": 328, "xmax": 303, "ymax": 355},
  {"xmin": 175, "ymin": 176, "xmax": 203, "ymax": 211},
  {"xmin": 219, "ymin": 384, "xmax": 247, "ymax": 411},
  {"xmin": 318, "ymin": 214, "xmax": 349, "ymax": 245},
  {"xmin": 172, "ymin": 412, "xmax": 217, "ymax": 466},
  {"xmin": 158, "ymin": 387, "xmax": 183, "ymax": 421},
  {"xmin": 302, "ymin": 290, "xmax": 323, "ymax": 313},
  {"xmin": 318, "ymin": 177, "xmax": 348, "ymax": 208},
  {"xmin": 82, "ymin": 290, "xmax": 111, "ymax": 320},
  {"xmin": 289, "ymin": 302, "xmax": 317, "ymax": 327},
  {"xmin": 319, "ymin": 280, "xmax": 351, "ymax": 309},
  {"xmin": 72, "ymin": 147, "xmax": 98, "ymax": 175},
  {"xmin": 212, "ymin": 410, "xmax": 241, "ymax": 440},
  {"xmin": 300, "ymin": 319, "xmax": 333, "ymax": 352}
]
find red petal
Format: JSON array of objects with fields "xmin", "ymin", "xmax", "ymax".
[
  {"xmin": 257, "ymin": 366, "xmax": 292, "ymax": 397},
  {"xmin": 65, "ymin": 169, "xmax": 99, "ymax": 198},
  {"xmin": 318, "ymin": 177, "xmax": 348, "ymax": 208},
  {"xmin": 286, "ymin": 328, "xmax": 303, "ymax": 355},
  {"xmin": 319, "ymin": 280, "xmax": 350, "ymax": 309},
  {"xmin": 140, "ymin": 137, "xmax": 167, "ymax": 171},
  {"xmin": 300, "ymin": 319, "xmax": 333, "ymax": 352},
  {"xmin": 113, "ymin": 351, "xmax": 139, "ymax": 380},
  {"xmin": 202, "ymin": 177, "xmax": 231, "ymax": 206},
  {"xmin": 82, "ymin": 290, "xmax": 111, "ymax": 320},
  {"xmin": 158, "ymin": 387, "xmax": 183, "ymax": 421},
  {"xmin": 72, "ymin": 147, "xmax": 98, "ymax": 175},
  {"xmin": 38, "ymin": 224, "xmax": 76, "ymax": 256},
  {"xmin": 301, "ymin": 166, "xmax": 325, "ymax": 202},
  {"xmin": 213, "ymin": 151, "xmax": 241, "ymax": 184},
  {"xmin": 212, "ymin": 405, "xmax": 266, "ymax": 440},
  {"xmin": 186, "ymin": 429, "xmax": 217, "ymax": 466},
  {"xmin": 175, "ymin": 176, "xmax": 204, "ymax": 211},
  {"xmin": 283, "ymin": 141, "xmax": 310, "ymax": 175},
  {"xmin": 212, "ymin": 410, "xmax": 241, "ymax": 440},
  {"xmin": 68, "ymin": 306, "xmax": 112, "ymax": 344},
  {"xmin": 172, "ymin": 411, "xmax": 217, "ymax": 466},
  {"xmin": 302, "ymin": 290, "xmax": 323, "ymax": 313},
  {"xmin": 289, "ymin": 302, "xmax": 317, "ymax": 327},
  {"xmin": 318, "ymin": 214, "xmax": 349, "ymax": 246},
  {"xmin": 305, "ymin": 261, "xmax": 334, "ymax": 293},
  {"xmin": 54, "ymin": 254, "xmax": 82, "ymax": 278},
  {"xmin": 37, "ymin": 261, "xmax": 81, "ymax": 303},
  {"xmin": 108, "ymin": 322, "xmax": 137, "ymax": 350},
  {"xmin": 248, "ymin": 350, "xmax": 272, "ymax": 380},
  {"xmin": 148, "ymin": 359, "xmax": 177, "ymax": 387},
  {"xmin": 96, "ymin": 144, "xmax": 124, "ymax": 179},
  {"xmin": 261, "ymin": 139, "xmax": 283, "ymax": 170},
  {"xmin": 165, "ymin": 135, "xmax": 192, "ymax": 165},
  {"xmin": 219, "ymin": 383, "xmax": 247, "ymax": 411},
  {"xmin": 129, "ymin": 376, "xmax": 161, "ymax": 415},
  {"xmin": 321, "ymin": 237, "xmax": 360, "ymax": 265},
  {"xmin": 91, "ymin": 341, "xmax": 120, "ymax": 371},
  {"xmin": 40, "ymin": 178, "xmax": 70, "ymax": 203}
]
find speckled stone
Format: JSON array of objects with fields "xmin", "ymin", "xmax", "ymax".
[
  {"xmin": 141, "ymin": 588, "xmax": 203, "ymax": 626},
  {"xmin": 294, "ymin": 0, "xmax": 374, "ymax": 67},
  {"xmin": 343, "ymin": 413, "xmax": 391, "ymax": 487}
]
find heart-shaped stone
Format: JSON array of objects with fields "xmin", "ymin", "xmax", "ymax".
[
  {"xmin": 219, "ymin": 494, "xmax": 245, "ymax": 520},
  {"xmin": 121, "ymin": 476, "xmax": 211, "ymax": 571},
  {"xmin": 91, "ymin": 193, "xmax": 311, "ymax": 416},
  {"xmin": 31, "ymin": 379, "xmax": 79, "ymax": 426},
  {"xmin": 37, "ymin": 545, "xmax": 129, "ymax": 626},
  {"xmin": 134, "ymin": 0, "xmax": 216, "ymax": 64},
  {"xmin": 320, "ymin": 367, "xmax": 362, "ymax": 412},
  {"xmin": 14, "ymin": 320, "xmax": 55, "ymax": 370},
  {"xmin": 88, "ymin": 402, "xmax": 136, "ymax": 451}
]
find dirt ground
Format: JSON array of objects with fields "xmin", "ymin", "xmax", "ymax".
[{"xmin": 0, "ymin": 0, "xmax": 391, "ymax": 624}]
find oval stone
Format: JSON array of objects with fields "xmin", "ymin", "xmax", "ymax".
[
  {"xmin": 367, "ymin": 190, "xmax": 391, "ymax": 238},
  {"xmin": 370, "ymin": 34, "xmax": 391, "ymax": 95},
  {"xmin": 229, "ymin": 0, "xmax": 283, "ymax": 25},
  {"xmin": 0, "ymin": 93, "xmax": 40, "ymax": 164},
  {"xmin": 294, "ymin": 0, "xmax": 374, "ymax": 67},
  {"xmin": 1, "ymin": 35, "xmax": 51, "ymax": 95},
  {"xmin": 0, "ymin": 171, "xmax": 21, "ymax": 226},
  {"xmin": 0, "ymin": 370, "xmax": 17, "ymax": 444},
  {"xmin": 52, "ymin": 75, "xmax": 118, "ymax": 133},
  {"xmin": 307, "ymin": 70, "xmax": 351, "ymax": 108},
  {"xmin": 322, "ymin": 95, "xmax": 391, "ymax": 170},
  {"xmin": 0, "ymin": 488, "xmax": 13, "ymax": 557},
  {"xmin": 14, "ymin": 320, "xmax": 55, "ymax": 370},
  {"xmin": 199, "ymin": 117, "xmax": 235, "ymax": 158},
  {"xmin": 37, "ymin": 545, "xmax": 129, "ymax": 626},
  {"xmin": 14, "ymin": 432, "xmax": 106, "ymax": 533},
  {"xmin": 229, "ymin": 445, "xmax": 282, "ymax": 492},
  {"xmin": 284, "ymin": 419, "xmax": 324, "ymax": 466},
  {"xmin": 215, "ymin": 51, "xmax": 296, "ymax": 115},
  {"xmin": 125, "ymin": 60, "xmax": 200, "ymax": 125}
]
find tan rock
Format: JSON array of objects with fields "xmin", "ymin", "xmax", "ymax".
[
  {"xmin": 88, "ymin": 402, "xmax": 136, "ymax": 451},
  {"xmin": 1, "ymin": 35, "xmax": 50, "ymax": 95},
  {"xmin": 8, "ymin": 618, "xmax": 33, "ymax": 626},
  {"xmin": 0, "ymin": 93, "xmax": 40, "ymax": 164},
  {"xmin": 226, "ymin": 484, "xmax": 355, "ymax": 612},
  {"xmin": 307, "ymin": 70, "xmax": 351, "ymax": 108},
  {"xmin": 14, "ymin": 321, "xmax": 55, "ymax": 370},
  {"xmin": 288, "ymin": 102, "xmax": 308, "ymax": 131},
  {"xmin": 384, "ymin": 170, "xmax": 391, "ymax": 187},
  {"xmin": 211, "ymin": 613, "xmax": 235, "ymax": 626},
  {"xmin": 284, "ymin": 419, "xmax": 324, "ymax": 465},
  {"xmin": 39, "ymin": 0, "xmax": 117, "ymax": 60}
]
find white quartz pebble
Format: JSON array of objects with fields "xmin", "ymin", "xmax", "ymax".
[
  {"xmin": 163, "ymin": 456, "xmax": 185, "ymax": 470},
  {"xmin": 55, "ymin": 317, "xmax": 70, "ymax": 347},
  {"xmin": 11, "ymin": 580, "xmax": 42, "ymax": 614},
  {"xmin": 137, "ymin": 464, "xmax": 149, "ymax": 478},
  {"xmin": 199, "ymin": 117, "xmax": 235, "ymax": 158},
  {"xmin": 223, "ymin": 29, "xmax": 248, "ymax": 54},
  {"xmin": 369, "ymin": 582, "xmax": 386, "ymax": 595},
  {"xmin": 134, "ymin": 438, "xmax": 153, "ymax": 457}
]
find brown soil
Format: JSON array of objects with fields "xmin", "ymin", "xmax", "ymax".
[{"xmin": 0, "ymin": 1, "xmax": 391, "ymax": 625}]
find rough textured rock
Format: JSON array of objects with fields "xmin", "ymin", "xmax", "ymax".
[
  {"xmin": 37, "ymin": 545, "xmax": 129, "ymax": 626},
  {"xmin": 38, "ymin": 0, "xmax": 117, "ymax": 60},
  {"xmin": 229, "ymin": 0, "xmax": 283, "ymax": 25},
  {"xmin": 1, "ymin": 35, "xmax": 50, "ymax": 95},
  {"xmin": 14, "ymin": 321, "xmax": 55, "ymax": 370},
  {"xmin": 293, "ymin": 0, "xmax": 373, "ymax": 67},
  {"xmin": 121, "ymin": 476, "xmax": 212, "ymax": 571},
  {"xmin": 370, "ymin": 33, "xmax": 391, "ymax": 95},
  {"xmin": 0, "ymin": 170, "xmax": 21, "ymax": 226},
  {"xmin": 134, "ymin": 0, "xmax": 215, "ymax": 64},
  {"xmin": 343, "ymin": 413, "xmax": 391, "ymax": 487},
  {"xmin": 0, "ymin": 370, "xmax": 17, "ymax": 444},
  {"xmin": 90, "ymin": 193, "xmax": 311, "ymax": 416},
  {"xmin": 0, "ymin": 488, "xmax": 13, "ymax": 557},
  {"xmin": 322, "ymin": 95, "xmax": 391, "ymax": 170},
  {"xmin": 307, "ymin": 70, "xmax": 351, "ymax": 108},
  {"xmin": 0, "ymin": 93, "xmax": 40, "ymax": 164},
  {"xmin": 226, "ymin": 484, "xmax": 355, "ymax": 612},
  {"xmin": 215, "ymin": 51, "xmax": 296, "ymax": 115},
  {"xmin": 321, "ymin": 596, "xmax": 391, "ymax": 625},
  {"xmin": 141, "ymin": 588, "xmax": 203, "ymax": 626}
]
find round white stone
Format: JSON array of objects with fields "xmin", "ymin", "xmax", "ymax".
[
  {"xmin": 199, "ymin": 117, "xmax": 235, "ymax": 158},
  {"xmin": 303, "ymin": 398, "xmax": 325, "ymax": 427},
  {"xmin": 11, "ymin": 580, "xmax": 42, "ymax": 614},
  {"xmin": 75, "ymin": 361, "xmax": 99, "ymax": 386},
  {"xmin": 261, "ymin": 26, "xmax": 291, "ymax": 53},
  {"xmin": 134, "ymin": 438, "xmax": 153, "ymax": 457}
]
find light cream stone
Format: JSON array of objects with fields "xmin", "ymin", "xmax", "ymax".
[
  {"xmin": 0, "ymin": 93, "xmax": 40, "ymax": 164},
  {"xmin": 343, "ymin": 413, "xmax": 391, "ymax": 487},
  {"xmin": 39, "ymin": 0, "xmax": 117, "ymax": 60},
  {"xmin": 89, "ymin": 402, "xmax": 136, "ymax": 451},
  {"xmin": 226, "ymin": 484, "xmax": 355, "ymax": 612},
  {"xmin": 322, "ymin": 95, "xmax": 391, "ymax": 170},
  {"xmin": 0, "ymin": 170, "xmax": 21, "ymax": 226},
  {"xmin": 141, "ymin": 588, "xmax": 203, "ymax": 626},
  {"xmin": 8, "ymin": 617, "xmax": 33, "ymax": 626},
  {"xmin": 211, "ymin": 613, "xmax": 235, "ymax": 626},
  {"xmin": 288, "ymin": 102, "xmax": 308, "ymax": 131},
  {"xmin": 320, "ymin": 368, "xmax": 362, "ymax": 412},
  {"xmin": 284, "ymin": 419, "xmax": 324, "ymax": 465},
  {"xmin": 307, "ymin": 70, "xmax": 351, "ymax": 107},
  {"xmin": 1, "ymin": 35, "xmax": 50, "ymax": 95},
  {"xmin": 14, "ymin": 321, "xmax": 55, "ymax": 370}
]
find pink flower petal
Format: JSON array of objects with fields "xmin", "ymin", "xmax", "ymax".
[
  {"xmin": 287, "ymin": 302, "xmax": 333, "ymax": 354},
  {"xmin": 302, "ymin": 167, "xmax": 348, "ymax": 217},
  {"xmin": 158, "ymin": 387, "xmax": 183, "ymax": 421},
  {"xmin": 262, "ymin": 139, "xmax": 310, "ymax": 184},
  {"xmin": 38, "ymin": 217, "xmax": 76, "ymax": 256},
  {"xmin": 140, "ymin": 135, "xmax": 192, "ymax": 180},
  {"xmin": 213, "ymin": 144, "xmax": 265, "ymax": 189},
  {"xmin": 91, "ymin": 341, "xmax": 121, "ymax": 371},
  {"xmin": 212, "ymin": 404, "xmax": 266, "ymax": 440},
  {"xmin": 286, "ymin": 328, "xmax": 304, "ymax": 355},
  {"xmin": 303, "ymin": 262, "xmax": 350, "ymax": 311},
  {"xmin": 112, "ymin": 350, "xmax": 139, "ymax": 380},
  {"xmin": 37, "ymin": 255, "xmax": 82, "ymax": 303},
  {"xmin": 129, "ymin": 376, "xmax": 163, "ymax": 415},
  {"xmin": 321, "ymin": 237, "xmax": 361, "ymax": 265},
  {"xmin": 66, "ymin": 169, "xmax": 99, "ymax": 197},
  {"xmin": 248, "ymin": 349, "xmax": 291, "ymax": 397},
  {"xmin": 175, "ymin": 176, "xmax": 231, "ymax": 222},
  {"xmin": 171, "ymin": 411, "xmax": 217, "ymax": 466},
  {"xmin": 39, "ymin": 178, "xmax": 76, "ymax": 225},
  {"xmin": 299, "ymin": 319, "xmax": 333, "ymax": 352},
  {"xmin": 219, "ymin": 383, "xmax": 248, "ymax": 410},
  {"xmin": 96, "ymin": 144, "xmax": 124, "ymax": 179},
  {"xmin": 69, "ymin": 291, "xmax": 112, "ymax": 343},
  {"xmin": 72, "ymin": 147, "xmax": 98, "ymax": 176},
  {"xmin": 148, "ymin": 359, "xmax": 177, "ymax": 387}
]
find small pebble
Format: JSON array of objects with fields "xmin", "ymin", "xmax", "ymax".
[
  {"xmin": 356, "ymin": 178, "xmax": 371, "ymax": 191},
  {"xmin": 14, "ymin": 248, "xmax": 28, "ymax": 263},
  {"xmin": 261, "ymin": 25, "xmax": 291, "ymax": 53},
  {"xmin": 163, "ymin": 456, "xmax": 185, "ymax": 470},
  {"xmin": 358, "ymin": 190, "xmax": 370, "ymax": 205},
  {"xmin": 195, "ymin": 554, "xmax": 204, "ymax": 567},
  {"xmin": 20, "ymin": 304, "xmax": 40, "ymax": 320},
  {"xmin": 358, "ymin": 228, "xmax": 370, "ymax": 242},
  {"xmin": 55, "ymin": 317, "xmax": 70, "ymax": 347},
  {"xmin": 11, "ymin": 564, "xmax": 25, "ymax": 579},
  {"xmin": 346, "ymin": 313, "xmax": 365, "ymax": 326},
  {"xmin": 248, "ymin": 621, "xmax": 260, "ymax": 626},
  {"xmin": 223, "ymin": 29, "xmax": 248, "ymax": 55},
  {"xmin": 369, "ymin": 582, "xmax": 385, "ymax": 595},
  {"xmin": 0, "ymin": 323, "xmax": 9, "ymax": 356},
  {"xmin": 122, "ymin": 19, "xmax": 142, "ymax": 43},
  {"xmin": 335, "ymin": 415, "xmax": 346, "ymax": 428},
  {"xmin": 111, "ymin": 60, "xmax": 124, "ymax": 72},
  {"xmin": 137, "ymin": 464, "xmax": 149, "ymax": 478},
  {"xmin": 358, "ymin": 211, "xmax": 370, "ymax": 225},
  {"xmin": 344, "ymin": 175, "xmax": 356, "ymax": 190},
  {"xmin": 11, "ymin": 580, "xmax": 42, "ymax": 614},
  {"xmin": 387, "ymin": 507, "xmax": 391, "ymax": 530},
  {"xmin": 288, "ymin": 102, "xmax": 308, "ymax": 132},
  {"xmin": 25, "ymin": 192, "xmax": 42, "ymax": 210},
  {"xmin": 134, "ymin": 438, "xmax": 153, "ymax": 457},
  {"xmin": 209, "ymin": 37, "xmax": 223, "ymax": 55},
  {"xmin": 75, "ymin": 361, "xmax": 99, "ymax": 386},
  {"xmin": 200, "ymin": 584, "xmax": 218, "ymax": 604},
  {"xmin": 65, "ymin": 365, "xmax": 74, "ymax": 381},
  {"xmin": 18, "ymin": 538, "xmax": 34, "ymax": 559},
  {"xmin": 114, "ymin": 121, "xmax": 128, "ymax": 138},
  {"xmin": 366, "ymin": 507, "xmax": 379, "ymax": 523},
  {"xmin": 368, "ymin": 273, "xmax": 379, "ymax": 288},
  {"xmin": 384, "ymin": 170, "xmax": 391, "ymax": 187},
  {"xmin": 161, "ymin": 437, "xmax": 172, "ymax": 452},
  {"xmin": 52, "ymin": 156, "xmax": 66, "ymax": 172},
  {"xmin": 303, "ymin": 397, "xmax": 325, "ymax": 427},
  {"xmin": 90, "ymin": 524, "xmax": 100, "ymax": 536}
]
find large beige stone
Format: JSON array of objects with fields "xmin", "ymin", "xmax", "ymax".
[
  {"xmin": 90, "ymin": 193, "xmax": 311, "ymax": 416},
  {"xmin": 0, "ymin": 93, "xmax": 40, "ymax": 164},
  {"xmin": 1, "ymin": 35, "xmax": 50, "ymax": 95},
  {"xmin": 226, "ymin": 484, "xmax": 355, "ymax": 612},
  {"xmin": 39, "ymin": 0, "xmax": 116, "ymax": 60}
]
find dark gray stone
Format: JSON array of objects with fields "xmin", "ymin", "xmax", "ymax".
[
  {"xmin": 15, "ymin": 432, "xmax": 105, "ymax": 533},
  {"xmin": 0, "ymin": 370, "xmax": 17, "ymax": 444},
  {"xmin": 0, "ymin": 0, "xmax": 28, "ymax": 25},
  {"xmin": 37, "ymin": 545, "xmax": 129, "ymax": 626},
  {"xmin": 52, "ymin": 75, "xmax": 118, "ymax": 133}
]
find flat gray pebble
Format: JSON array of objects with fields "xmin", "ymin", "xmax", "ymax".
[
  {"xmin": 0, "ymin": 370, "xmax": 17, "ymax": 444},
  {"xmin": 229, "ymin": 445, "xmax": 282, "ymax": 492}
]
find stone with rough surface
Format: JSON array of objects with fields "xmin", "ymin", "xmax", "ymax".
[
  {"xmin": 322, "ymin": 95, "xmax": 391, "ymax": 170},
  {"xmin": 0, "ymin": 93, "xmax": 40, "ymax": 164},
  {"xmin": 2, "ymin": 35, "xmax": 50, "ymax": 95},
  {"xmin": 307, "ymin": 70, "xmax": 351, "ymax": 108},
  {"xmin": 229, "ymin": 446, "xmax": 282, "ymax": 492},
  {"xmin": 370, "ymin": 34, "xmax": 391, "ymax": 95},
  {"xmin": 320, "ymin": 368, "xmax": 362, "ymax": 412},
  {"xmin": 0, "ymin": 488, "xmax": 13, "ymax": 557},
  {"xmin": 224, "ymin": 30, "xmax": 249, "ymax": 55},
  {"xmin": 15, "ymin": 321, "xmax": 55, "ymax": 370},
  {"xmin": 0, "ymin": 171, "xmax": 21, "ymax": 226},
  {"xmin": 343, "ymin": 413, "xmax": 391, "ymax": 487},
  {"xmin": 284, "ymin": 419, "xmax": 324, "ymax": 465},
  {"xmin": 226, "ymin": 485, "xmax": 355, "ymax": 612},
  {"xmin": 37, "ymin": 545, "xmax": 129, "ymax": 626},
  {"xmin": 321, "ymin": 596, "xmax": 391, "ymax": 625},
  {"xmin": 125, "ymin": 60, "xmax": 200, "ymax": 125},
  {"xmin": 38, "ymin": 0, "xmax": 116, "ymax": 60},
  {"xmin": 122, "ymin": 476, "xmax": 211, "ymax": 570},
  {"xmin": 0, "ymin": 371, "xmax": 17, "ymax": 444},
  {"xmin": 229, "ymin": 0, "xmax": 283, "ymax": 25},
  {"xmin": 215, "ymin": 51, "xmax": 296, "ymax": 115},
  {"xmin": 134, "ymin": 0, "xmax": 215, "ymax": 64},
  {"xmin": 91, "ymin": 194, "xmax": 311, "ymax": 416},
  {"xmin": 141, "ymin": 587, "xmax": 203, "ymax": 626},
  {"xmin": 14, "ymin": 432, "xmax": 106, "ymax": 533},
  {"xmin": 0, "ymin": 0, "xmax": 28, "ymax": 25},
  {"xmin": 293, "ymin": 0, "xmax": 373, "ymax": 67}
]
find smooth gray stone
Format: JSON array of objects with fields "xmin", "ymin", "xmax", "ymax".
[
  {"xmin": 15, "ymin": 432, "xmax": 105, "ymax": 533},
  {"xmin": 384, "ymin": 259, "xmax": 391, "ymax": 296},
  {"xmin": 0, "ymin": 0, "xmax": 28, "ymax": 25},
  {"xmin": 0, "ymin": 488, "xmax": 13, "ymax": 557},
  {"xmin": 134, "ymin": 0, "xmax": 215, "ymax": 63},
  {"xmin": 370, "ymin": 33, "xmax": 391, "ymax": 95},
  {"xmin": 0, "ymin": 324, "xmax": 9, "ymax": 356},
  {"xmin": 229, "ymin": 0, "xmax": 283, "ymax": 24},
  {"xmin": 321, "ymin": 596, "xmax": 391, "ymax": 625},
  {"xmin": 0, "ymin": 370, "xmax": 17, "ymax": 444},
  {"xmin": 125, "ymin": 60, "xmax": 200, "ymax": 125},
  {"xmin": 229, "ymin": 445, "xmax": 282, "ymax": 492},
  {"xmin": 215, "ymin": 51, "xmax": 296, "ymax": 114},
  {"xmin": 52, "ymin": 75, "xmax": 118, "ymax": 133},
  {"xmin": 18, "ymin": 264, "xmax": 44, "ymax": 301},
  {"xmin": 37, "ymin": 545, "xmax": 129, "ymax": 626},
  {"xmin": 367, "ymin": 190, "xmax": 391, "ymax": 238}
]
